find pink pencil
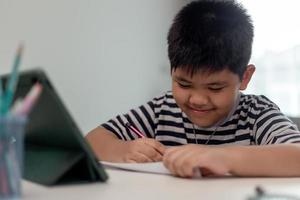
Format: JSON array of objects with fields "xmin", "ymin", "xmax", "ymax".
[
  {"xmin": 12, "ymin": 83, "xmax": 42, "ymax": 116},
  {"xmin": 125, "ymin": 122, "xmax": 145, "ymax": 138},
  {"xmin": 0, "ymin": 165, "xmax": 9, "ymax": 195}
]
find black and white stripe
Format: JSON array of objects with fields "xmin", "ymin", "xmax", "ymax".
[{"xmin": 102, "ymin": 91, "xmax": 300, "ymax": 146}]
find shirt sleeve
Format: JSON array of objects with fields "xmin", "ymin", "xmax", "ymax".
[
  {"xmin": 253, "ymin": 108, "xmax": 300, "ymax": 145},
  {"xmin": 101, "ymin": 99, "xmax": 158, "ymax": 141}
]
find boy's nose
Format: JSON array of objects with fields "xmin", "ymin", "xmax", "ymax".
[{"xmin": 188, "ymin": 92, "xmax": 209, "ymax": 107}]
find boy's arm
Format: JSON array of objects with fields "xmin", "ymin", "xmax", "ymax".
[
  {"xmin": 86, "ymin": 127, "xmax": 127, "ymax": 162},
  {"xmin": 163, "ymin": 143, "xmax": 300, "ymax": 178},
  {"xmin": 86, "ymin": 127, "xmax": 166, "ymax": 163},
  {"xmin": 227, "ymin": 143, "xmax": 300, "ymax": 176}
]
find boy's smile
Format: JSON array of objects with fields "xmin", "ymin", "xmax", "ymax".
[{"xmin": 171, "ymin": 66, "xmax": 254, "ymax": 127}]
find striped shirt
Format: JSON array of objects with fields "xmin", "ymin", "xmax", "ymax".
[{"xmin": 102, "ymin": 91, "xmax": 300, "ymax": 146}]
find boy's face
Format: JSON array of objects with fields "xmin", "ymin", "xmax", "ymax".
[{"xmin": 171, "ymin": 66, "xmax": 254, "ymax": 127}]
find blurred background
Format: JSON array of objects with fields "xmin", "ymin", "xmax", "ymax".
[
  {"xmin": 0, "ymin": 0, "xmax": 299, "ymax": 135},
  {"xmin": 239, "ymin": 0, "xmax": 300, "ymax": 119}
]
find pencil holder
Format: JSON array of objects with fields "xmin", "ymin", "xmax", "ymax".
[{"xmin": 0, "ymin": 115, "xmax": 27, "ymax": 200}]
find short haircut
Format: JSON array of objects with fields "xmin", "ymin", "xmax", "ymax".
[{"xmin": 167, "ymin": 0, "xmax": 254, "ymax": 79}]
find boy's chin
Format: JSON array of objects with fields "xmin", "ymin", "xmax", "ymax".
[{"xmin": 189, "ymin": 118, "xmax": 219, "ymax": 128}]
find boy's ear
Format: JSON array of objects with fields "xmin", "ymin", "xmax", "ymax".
[{"xmin": 239, "ymin": 64, "xmax": 255, "ymax": 90}]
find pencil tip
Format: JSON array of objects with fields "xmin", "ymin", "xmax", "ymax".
[{"xmin": 17, "ymin": 43, "xmax": 24, "ymax": 54}]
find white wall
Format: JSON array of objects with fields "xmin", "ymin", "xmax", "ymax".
[{"xmin": 0, "ymin": 0, "xmax": 188, "ymax": 134}]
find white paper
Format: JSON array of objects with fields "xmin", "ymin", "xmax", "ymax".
[{"xmin": 100, "ymin": 161, "xmax": 172, "ymax": 175}]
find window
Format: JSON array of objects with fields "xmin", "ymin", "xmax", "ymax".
[{"xmin": 238, "ymin": 0, "xmax": 300, "ymax": 117}]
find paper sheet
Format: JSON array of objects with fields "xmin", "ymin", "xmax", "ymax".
[{"xmin": 100, "ymin": 161, "xmax": 172, "ymax": 175}]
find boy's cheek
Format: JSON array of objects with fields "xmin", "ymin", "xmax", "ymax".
[{"xmin": 172, "ymin": 90, "xmax": 187, "ymax": 106}]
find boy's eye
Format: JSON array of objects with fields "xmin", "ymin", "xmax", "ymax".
[
  {"xmin": 178, "ymin": 82, "xmax": 191, "ymax": 88},
  {"xmin": 208, "ymin": 87, "xmax": 224, "ymax": 91}
]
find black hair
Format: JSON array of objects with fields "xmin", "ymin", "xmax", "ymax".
[{"xmin": 167, "ymin": 0, "xmax": 253, "ymax": 79}]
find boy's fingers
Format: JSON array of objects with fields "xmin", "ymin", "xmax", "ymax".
[
  {"xmin": 163, "ymin": 146, "xmax": 194, "ymax": 176},
  {"xmin": 127, "ymin": 139, "xmax": 165, "ymax": 162},
  {"xmin": 138, "ymin": 144, "xmax": 163, "ymax": 161},
  {"xmin": 127, "ymin": 152, "xmax": 154, "ymax": 163},
  {"xmin": 150, "ymin": 150, "xmax": 163, "ymax": 161},
  {"xmin": 145, "ymin": 139, "xmax": 166, "ymax": 155}
]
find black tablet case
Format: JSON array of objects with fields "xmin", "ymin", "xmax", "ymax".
[{"xmin": 2, "ymin": 68, "xmax": 108, "ymax": 185}]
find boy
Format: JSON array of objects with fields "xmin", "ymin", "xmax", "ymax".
[{"xmin": 86, "ymin": 0, "xmax": 300, "ymax": 178}]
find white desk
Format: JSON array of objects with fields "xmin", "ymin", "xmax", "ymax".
[{"xmin": 23, "ymin": 168, "xmax": 300, "ymax": 200}]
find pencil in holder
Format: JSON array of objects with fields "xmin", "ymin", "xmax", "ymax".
[{"xmin": 0, "ymin": 115, "xmax": 27, "ymax": 200}]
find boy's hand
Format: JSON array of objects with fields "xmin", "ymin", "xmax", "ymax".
[
  {"xmin": 162, "ymin": 144, "xmax": 231, "ymax": 178},
  {"xmin": 121, "ymin": 138, "xmax": 166, "ymax": 163}
]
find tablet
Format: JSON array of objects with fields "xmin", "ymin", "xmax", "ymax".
[{"xmin": 1, "ymin": 68, "xmax": 108, "ymax": 185}]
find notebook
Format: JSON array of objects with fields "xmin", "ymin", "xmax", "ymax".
[
  {"xmin": 1, "ymin": 68, "xmax": 108, "ymax": 185},
  {"xmin": 100, "ymin": 161, "xmax": 172, "ymax": 175}
]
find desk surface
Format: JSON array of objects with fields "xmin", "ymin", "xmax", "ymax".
[{"xmin": 24, "ymin": 168, "xmax": 300, "ymax": 200}]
